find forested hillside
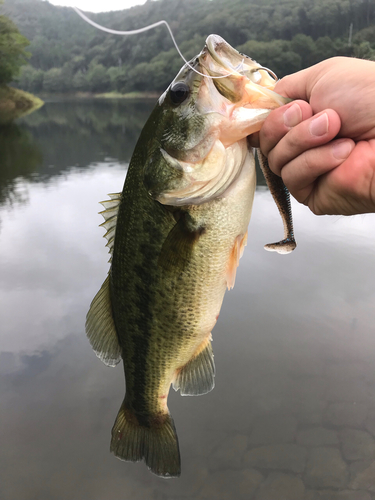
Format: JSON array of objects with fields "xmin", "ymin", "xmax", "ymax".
[
  {"xmin": 0, "ymin": 2, "xmax": 29, "ymax": 86},
  {"xmin": 2, "ymin": 0, "xmax": 375, "ymax": 94},
  {"xmin": 0, "ymin": 0, "xmax": 43, "ymax": 123}
]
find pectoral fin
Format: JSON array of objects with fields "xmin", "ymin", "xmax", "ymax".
[
  {"xmin": 256, "ymin": 149, "xmax": 296, "ymax": 254},
  {"xmin": 158, "ymin": 213, "xmax": 206, "ymax": 272}
]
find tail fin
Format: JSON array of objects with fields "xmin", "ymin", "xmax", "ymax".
[{"xmin": 110, "ymin": 401, "xmax": 181, "ymax": 478}]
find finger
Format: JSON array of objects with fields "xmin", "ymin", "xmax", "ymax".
[
  {"xmin": 260, "ymin": 100, "xmax": 313, "ymax": 157},
  {"xmin": 248, "ymin": 132, "xmax": 260, "ymax": 148},
  {"xmin": 280, "ymin": 138, "xmax": 355, "ymax": 205},
  {"xmin": 268, "ymin": 109, "xmax": 342, "ymax": 177},
  {"xmin": 309, "ymin": 139, "xmax": 375, "ymax": 215}
]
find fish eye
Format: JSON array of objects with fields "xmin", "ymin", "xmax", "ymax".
[{"xmin": 169, "ymin": 82, "xmax": 190, "ymax": 105}]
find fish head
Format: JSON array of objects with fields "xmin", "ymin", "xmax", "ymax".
[{"xmin": 143, "ymin": 35, "xmax": 289, "ymax": 206}]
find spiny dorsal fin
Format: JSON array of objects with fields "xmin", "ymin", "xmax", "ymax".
[
  {"xmin": 86, "ymin": 275, "xmax": 121, "ymax": 367},
  {"xmin": 99, "ymin": 193, "xmax": 121, "ymax": 260},
  {"xmin": 173, "ymin": 338, "xmax": 215, "ymax": 396}
]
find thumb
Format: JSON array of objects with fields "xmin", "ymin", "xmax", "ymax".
[{"xmin": 274, "ymin": 67, "xmax": 312, "ymax": 102}]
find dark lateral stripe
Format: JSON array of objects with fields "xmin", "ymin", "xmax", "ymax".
[{"xmin": 123, "ymin": 220, "xmax": 165, "ymax": 426}]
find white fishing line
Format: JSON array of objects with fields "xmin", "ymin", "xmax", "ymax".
[{"xmin": 72, "ymin": 6, "xmax": 243, "ymax": 79}]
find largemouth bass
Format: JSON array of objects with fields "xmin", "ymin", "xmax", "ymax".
[{"xmin": 86, "ymin": 35, "xmax": 296, "ymax": 478}]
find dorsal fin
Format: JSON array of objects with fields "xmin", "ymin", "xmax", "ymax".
[
  {"xmin": 99, "ymin": 193, "xmax": 122, "ymax": 261},
  {"xmin": 85, "ymin": 192, "xmax": 122, "ymax": 367},
  {"xmin": 86, "ymin": 275, "xmax": 121, "ymax": 367}
]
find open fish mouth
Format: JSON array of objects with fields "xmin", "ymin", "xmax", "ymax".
[
  {"xmin": 148, "ymin": 35, "xmax": 293, "ymax": 206},
  {"xmin": 204, "ymin": 34, "xmax": 276, "ymax": 84},
  {"xmin": 200, "ymin": 34, "xmax": 287, "ymax": 108}
]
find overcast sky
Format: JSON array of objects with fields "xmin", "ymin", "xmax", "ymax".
[{"xmin": 47, "ymin": 0, "xmax": 147, "ymax": 13}]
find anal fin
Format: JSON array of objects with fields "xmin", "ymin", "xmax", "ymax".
[
  {"xmin": 86, "ymin": 275, "xmax": 121, "ymax": 367},
  {"xmin": 173, "ymin": 338, "xmax": 215, "ymax": 396},
  {"xmin": 226, "ymin": 231, "xmax": 248, "ymax": 290}
]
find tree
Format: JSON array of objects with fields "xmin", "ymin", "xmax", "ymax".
[
  {"xmin": 354, "ymin": 41, "xmax": 375, "ymax": 60},
  {"xmin": 86, "ymin": 63, "xmax": 110, "ymax": 93},
  {"xmin": 43, "ymin": 68, "xmax": 64, "ymax": 92},
  {"xmin": 72, "ymin": 70, "xmax": 89, "ymax": 92},
  {"xmin": 17, "ymin": 65, "xmax": 43, "ymax": 91},
  {"xmin": 237, "ymin": 39, "xmax": 302, "ymax": 78},
  {"xmin": 5, "ymin": 0, "xmax": 375, "ymax": 94},
  {"xmin": 107, "ymin": 66, "xmax": 128, "ymax": 92},
  {"xmin": 291, "ymin": 34, "xmax": 316, "ymax": 68},
  {"xmin": 0, "ymin": 7, "xmax": 30, "ymax": 85},
  {"xmin": 313, "ymin": 36, "xmax": 338, "ymax": 62},
  {"xmin": 354, "ymin": 26, "xmax": 375, "ymax": 46}
]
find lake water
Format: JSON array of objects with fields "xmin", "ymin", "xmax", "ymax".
[{"xmin": 1, "ymin": 99, "xmax": 375, "ymax": 500}]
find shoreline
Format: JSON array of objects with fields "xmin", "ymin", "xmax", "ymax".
[
  {"xmin": 0, "ymin": 86, "xmax": 44, "ymax": 124},
  {"xmin": 95, "ymin": 91, "xmax": 160, "ymax": 99},
  {"xmin": 34, "ymin": 91, "xmax": 161, "ymax": 101}
]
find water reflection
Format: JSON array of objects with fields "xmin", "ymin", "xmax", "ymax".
[
  {"xmin": 0, "ymin": 99, "xmax": 155, "ymax": 207},
  {"xmin": 0, "ymin": 124, "xmax": 42, "ymax": 206},
  {"xmin": 1, "ymin": 100, "xmax": 375, "ymax": 500},
  {"xmin": 22, "ymin": 99, "xmax": 155, "ymax": 173}
]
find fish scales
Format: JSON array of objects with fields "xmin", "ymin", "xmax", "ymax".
[
  {"xmin": 86, "ymin": 34, "xmax": 296, "ymax": 478},
  {"xmin": 111, "ymin": 140, "xmax": 255, "ymax": 415}
]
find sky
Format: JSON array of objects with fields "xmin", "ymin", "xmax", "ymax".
[{"xmin": 47, "ymin": 0, "xmax": 147, "ymax": 13}]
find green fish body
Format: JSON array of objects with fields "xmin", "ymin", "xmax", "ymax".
[{"xmin": 86, "ymin": 35, "xmax": 296, "ymax": 478}]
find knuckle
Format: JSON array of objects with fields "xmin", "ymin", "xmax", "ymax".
[
  {"xmin": 260, "ymin": 116, "xmax": 283, "ymax": 155},
  {"xmin": 267, "ymin": 149, "xmax": 282, "ymax": 175},
  {"xmin": 300, "ymin": 151, "xmax": 313, "ymax": 174},
  {"xmin": 274, "ymin": 74, "xmax": 292, "ymax": 93}
]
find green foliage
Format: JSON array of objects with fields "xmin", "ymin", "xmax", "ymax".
[
  {"xmin": 354, "ymin": 25, "xmax": 375, "ymax": 46},
  {"xmin": 18, "ymin": 64, "xmax": 43, "ymax": 91},
  {"xmin": 87, "ymin": 63, "xmax": 110, "ymax": 92},
  {"xmin": 0, "ymin": 7, "xmax": 30, "ymax": 85},
  {"xmin": 354, "ymin": 41, "xmax": 375, "ymax": 60},
  {"xmin": 290, "ymin": 34, "xmax": 315, "ymax": 67},
  {"xmin": 3, "ymin": 0, "xmax": 375, "ymax": 93},
  {"xmin": 72, "ymin": 70, "xmax": 89, "ymax": 91},
  {"xmin": 0, "ymin": 123, "xmax": 42, "ymax": 205},
  {"xmin": 0, "ymin": 85, "xmax": 43, "ymax": 124},
  {"xmin": 43, "ymin": 67, "xmax": 64, "ymax": 92},
  {"xmin": 237, "ymin": 39, "xmax": 302, "ymax": 77}
]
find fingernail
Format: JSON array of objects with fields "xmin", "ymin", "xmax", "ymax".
[
  {"xmin": 309, "ymin": 113, "xmax": 328, "ymax": 137},
  {"xmin": 332, "ymin": 140, "xmax": 354, "ymax": 160},
  {"xmin": 283, "ymin": 103, "xmax": 302, "ymax": 128}
]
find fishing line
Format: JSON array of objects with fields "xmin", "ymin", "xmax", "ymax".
[{"xmin": 72, "ymin": 7, "xmax": 244, "ymax": 80}]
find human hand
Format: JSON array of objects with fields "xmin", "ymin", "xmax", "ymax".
[{"xmin": 257, "ymin": 57, "xmax": 375, "ymax": 215}]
